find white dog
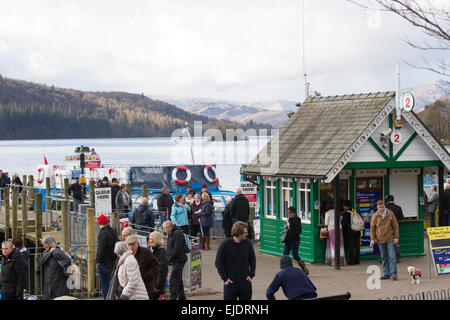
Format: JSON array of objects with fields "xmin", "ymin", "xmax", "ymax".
[{"xmin": 407, "ymin": 266, "xmax": 422, "ymax": 284}]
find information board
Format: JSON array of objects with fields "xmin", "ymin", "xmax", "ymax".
[
  {"xmin": 427, "ymin": 227, "xmax": 450, "ymax": 276},
  {"xmin": 240, "ymin": 181, "xmax": 257, "ymax": 207},
  {"xmin": 94, "ymin": 187, "xmax": 112, "ymax": 218}
]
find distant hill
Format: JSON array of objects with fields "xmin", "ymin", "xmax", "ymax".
[
  {"xmin": 0, "ymin": 76, "xmax": 271, "ymax": 140},
  {"xmin": 154, "ymin": 79, "xmax": 450, "ymax": 127},
  {"xmin": 153, "ymin": 95, "xmax": 297, "ymax": 127},
  {"xmin": 406, "ymin": 79, "xmax": 450, "ymax": 113}
]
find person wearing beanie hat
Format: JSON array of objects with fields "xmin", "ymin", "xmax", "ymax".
[
  {"xmin": 96, "ymin": 214, "xmax": 118, "ymax": 299},
  {"xmin": 266, "ymin": 255, "xmax": 317, "ymax": 300}
]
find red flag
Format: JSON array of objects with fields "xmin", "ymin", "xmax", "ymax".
[{"xmin": 44, "ymin": 155, "xmax": 48, "ymax": 165}]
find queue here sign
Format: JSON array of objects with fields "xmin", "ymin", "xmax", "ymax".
[
  {"xmin": 95, "ymin": 187, "xmax": 112, "ymax": 218},
  {"xmin": 240, "ymin": 181, "xmax": 257, "ymax": 208}
]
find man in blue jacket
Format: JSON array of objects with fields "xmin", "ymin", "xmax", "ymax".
[{"xmin": 266, "ymin": 255, "xmax": 317, "ymax": 300}]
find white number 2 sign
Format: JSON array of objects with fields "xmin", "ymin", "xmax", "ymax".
[{"xmin": 390, "ymin": 131, "xmax": 403, "ymax": 145}]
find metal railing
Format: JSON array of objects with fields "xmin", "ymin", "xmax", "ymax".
[{"xmin": 383, "ymin": 288, "xmax": 450, "ymax": 300}]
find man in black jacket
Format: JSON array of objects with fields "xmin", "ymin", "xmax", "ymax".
[
  {"xmin": 131, "ymin": 198, "xmax": 155, "ymax": 237},
  {"xmin": 0, "ymin": 170, "xmax": 7, "ymax": 201},
  {"xmin": 68, "ymin": 179, "xmax": 85, "ymax": 213},
  {"xmin": 96, "ymin": 214, "xmax": 118, "ymax": 299},
  {"xmin": 0, "ymin": 241, "xmax": 27, "ymax": 300},
  {"xmin": 222, "ymin": 197, "xmax": 233, "ymax": 238},
  {"xmin": 230, "ymin": 188, "xmax": 250, "ymax": 224},
  {"xmin": 163, "ymin": 220, "xmax": 187, "ymax": 300},
  {"xmin": 283, "ymin": 207, "xmax": 309, "ymax": 275},
  {"xmin": 111, "ymin": 178, "xmax": 120, "ymax": 211},
  {"xmin": 157, "ymin": 187, "xmax": 174, "ymax": 224},
  {"xmin": 215, "ymin": 221, "xmax": 256, "ymax": 300}
]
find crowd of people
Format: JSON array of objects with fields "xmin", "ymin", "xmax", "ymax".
[{"xmin": 2, "ymin": 176, "xmax": 450, "ymax": 300}]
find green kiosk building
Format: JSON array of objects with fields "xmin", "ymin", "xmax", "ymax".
[{"xmin": 241, "ymin": 92, "xmax": 450, "ymax": 262}]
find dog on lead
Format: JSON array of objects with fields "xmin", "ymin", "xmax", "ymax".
[{"xmin": 407, "ymin": 266, "xmax": 422, "ymax": 284}]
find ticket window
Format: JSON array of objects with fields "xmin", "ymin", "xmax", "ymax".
[
  {"xmin": 355, "ymin": 177, "xmax": 383, "ymax": 223},
  {"xmin": 319, "ymin": 180, "xmax": 349, "ymax": 224}
]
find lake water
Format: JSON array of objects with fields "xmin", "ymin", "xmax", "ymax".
[{"xmin": 0, "ymin": 136, "xmax": 270, "ymax": 192}]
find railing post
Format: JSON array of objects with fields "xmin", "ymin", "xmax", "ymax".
[
  {"xmin": 4, "ymin": 187, "xmax": 10, "ymax": 240},
  {"xmin": 142, "ymin": 184, "xmax": 148, "ymax": 199},
  {"xmin": 86, "ymin": 207, "xmax": 96, "ymax": 297},
  {"xmin": 89, "ymin": 180, "xmax": 95, "ymax": 206},
  {"xmin": 64, "ymin": 178, "xmax": 70, "ymax": 202},
  {"xmin": 45, "ymin": 177, "xmax": 51, "ymax": 213},
  {"xmin": 34, "ymin": 193, "xmax": 43, "ymax": 295},
  {"xmin": 11, "ymin": 186, "xmax": 18, "ymax": 238},
  {"xmin": 28, "ymin": 175, "xmax": 34, "ymax": 210},
  {"xmin": 62, "ymin": 200, "xmax": 70, "ymax": 253},
  {"xmin": 21, "ymin": 188, "xmax": 28, "ymax": 246}
]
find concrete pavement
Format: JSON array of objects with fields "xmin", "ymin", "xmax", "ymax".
[{"xmin": 188, "ymin": 237, "xmax": 450, "ymax": 300}]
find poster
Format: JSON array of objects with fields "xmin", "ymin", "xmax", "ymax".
[
  {"xmin": 94, "ymin": 187, "xmax": 112, "ymax": 218},
  {"xmin": 190, "ymin": 244, "xmax": 202, "ymax": 287},
  {"xmin": 427, "ymin": 227, "xmax": 450, "ymax": 276},
  {"xmin": 240, "ymin": 181, "xmax": 257, "ymax": 207}
]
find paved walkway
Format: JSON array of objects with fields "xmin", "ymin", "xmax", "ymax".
[{"xmin": 188, "ymin": 237, "xmax": 450, "ymax": 300}]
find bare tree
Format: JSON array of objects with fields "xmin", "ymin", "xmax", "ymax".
[{"xmin": 347, "ymin": 0, "xmax": 450, "ymax": 76}]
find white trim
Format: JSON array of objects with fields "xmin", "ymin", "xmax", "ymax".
[
  {"xmin": 280, "ymin": 180, "xmax": 293, "ymax": 220},
  {"xmin": 325, "ymin": 98, "xmax": 395, "ymax": 183},
  {"xmin": 296, "ymin": 180, "xmax": 311, "ymax": 224},
  {"xmin": 402, "ymin": 111, "xmax": 450, "ymax": 170}
]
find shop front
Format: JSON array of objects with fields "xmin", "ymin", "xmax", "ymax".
[{"xmin": 242, "ymin": 92, "xmax": 450, "ymax": 263}]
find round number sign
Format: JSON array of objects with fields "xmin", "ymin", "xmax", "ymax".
[
  {"xmin": 391, "ymin": 131, "xmax": 403, "ymax": 145},
  {"xmin": 401, "ymin": 92, "xmax": 415, "ymax": 112}
]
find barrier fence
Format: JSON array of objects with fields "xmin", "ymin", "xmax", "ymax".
[{"xmin": 383, "ymin": 288, "xmax": 450, "ymax": 300}]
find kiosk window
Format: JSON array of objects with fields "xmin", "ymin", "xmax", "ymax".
[
  {"xmin": 281, "ymin": 180, "xmax": 293, "ymax": 220},
  {"xmin": 264, "ymin": 179, "xmax": 277, "ymax": 219},
  {"xmin": 355, "ymin": 177, "xmax": 383, "ymax": 222},
  {"xmin": 297, "ymin": 181, "xmax": 311, "ymax": 224}
]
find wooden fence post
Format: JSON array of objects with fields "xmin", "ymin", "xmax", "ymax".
[
  {"xmin": 4, "ymin": 187, "xmax": 10, "ymax": 240},
  {"xmin": 45, "ymin": 177, "xmax": 51, "ymax": 213},
  {"xmin": 34, "ymin": 193, "xmax": 43, "ymax": 295},
  {"xmin": 28, "ymin": 175, "xmax": 34, "ymax": 210},
  {"xmin": 11, "ymin": 186, "xmax": 18, "ymax": 238},
  {"xmin": 62, "ymin": 200, "xmax": 70, "ymax": 253},
  {"xmin": 142, "ymin": 184, "xmax": 148, "ymax": 199},
  {"xmin": 64, "ymin": 178, "xmax": 70, "ymax": 202},
  {"xmin": 21, "ymin": 188, "xmax": 28, "ymax": 246},
  {"xmin": 89, "ymin": 180, "xmax": 95, "ymax": 206},
  {"xmin": 86, "ymin": 207, "xmax": 96, "ymax": 297}
]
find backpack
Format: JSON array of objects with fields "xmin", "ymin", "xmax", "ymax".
[
  {"xmin": 350, "ymin": 210, "xmax": 365, "ymax": 231},
  {"xmin": 183, "ymin": 233, "xmax": 191, "ymax": 253}
]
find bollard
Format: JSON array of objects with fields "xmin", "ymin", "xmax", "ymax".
[
  {"xmin": 45, "ymin": 177, "xmax": 51, "ymax": 213},
  {"xmin": 142, "ymin": 184, "xmax": 148, "ymax": 199},
  {"xmin": 89, "ymin": 180, "xmax": 95, "ymax": 206},
  {"xmin": 34, "ymin": 194, "xmax": 43, "ymax": 295},
  {"xmin": 4, "ymin": 187, "xmax": 10, "ymax": 240},
  {"xmin": 21, "ymin": 189, "xmax": 28, "ymax": 246},
  {"xmin": 86, "ymin": 207, "xmax": 96, "ymax": 297},
  {"xmin": 62, "ymin": 200, "xmax": 70, "ymax": 253},
  {"xmin": 11, "ymin": 186, "xmax": 18, "ymax": 239}
]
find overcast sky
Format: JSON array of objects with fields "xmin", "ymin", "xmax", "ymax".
[{"xmin": 0, "ymin": 0, "xmax": 447, "ymax": 103}]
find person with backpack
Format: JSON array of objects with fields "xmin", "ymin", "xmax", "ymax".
[
  {"xmin": 39, "ymin": 235, "xmax": 72, "ymax": 300},
  {"xmin": 370, "ymin": 200, "xmax": 399, "ymax": 281},
  {"xmin": 341, "ymin": 200, "xmax": 364, "ymax": 265},
  {"xmin": 162, "ymin": 220, "xmax": 187, "ymax": 300}
]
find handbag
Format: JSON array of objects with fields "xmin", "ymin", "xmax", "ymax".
[
  {"xmin": 280, "ymin": 229, "xmax": 288, "ymax": 244},
  {"xmin": 320, "ymin": 227, "xmax": 328, "ymax": 239},
  {"xmin": 158, "ymin": 292, "xmax": 168, "ymax": 300}
]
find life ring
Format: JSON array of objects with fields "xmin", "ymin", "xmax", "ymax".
[
  {"xmin": 203, "ymin": 165, "xmax": 218, "ymax": 184},
  {"xmin": 37, "ymin": 167, "xmax": 45, "ymax": 184},
  {"xmin": 171, "ymin": 166, "xmax": 191, "ymax": 184}
]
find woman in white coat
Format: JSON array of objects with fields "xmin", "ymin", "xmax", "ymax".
[
  {"xmin": 324, "ymin": 202, "xmax": 346, "ymax": 267},
  {"xmin": 114, "ymin": 241, "xmax": 149, "ymax": 300}
]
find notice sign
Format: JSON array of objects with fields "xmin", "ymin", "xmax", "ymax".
[
  {"xmin": 427, "ymin": 226, "xmax": 450, "ymax": 276},
  {"xmin": 95, "ymin": 187, "xmax": 112, "ymax": 218},
  {"xmin": 240, "ymin": 181, "xmax": 257, "ymax": 207}
]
